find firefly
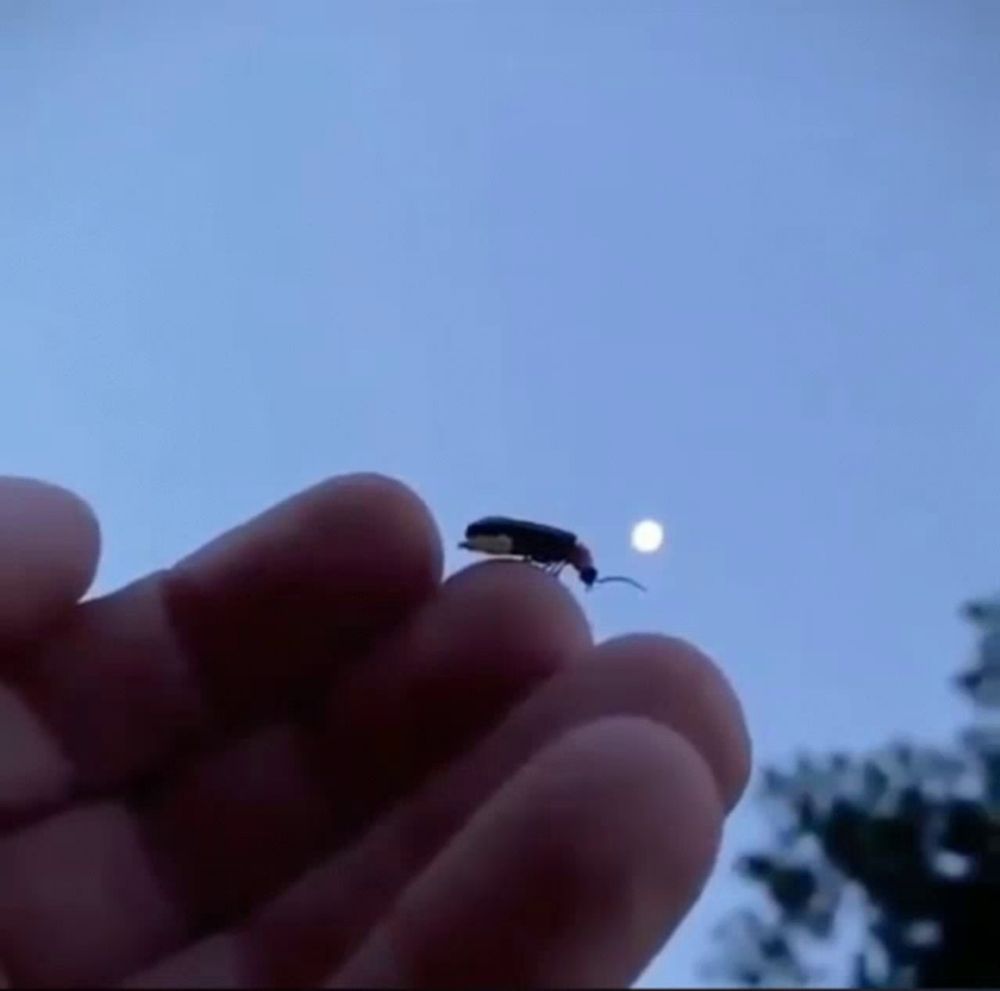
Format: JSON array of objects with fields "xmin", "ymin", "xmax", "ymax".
[{"xmin": 459, "ymin": 516, "xmax": 646, "ymax": 591}]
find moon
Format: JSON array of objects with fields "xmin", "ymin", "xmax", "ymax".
[{"xmin": 631, "ymin": 519, "xmax": 664, "ymax": 554}]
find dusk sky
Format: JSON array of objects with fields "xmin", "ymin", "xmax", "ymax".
[{"xmin": 2, "ymin": 2, "xmax": 997, "ymax": 984}]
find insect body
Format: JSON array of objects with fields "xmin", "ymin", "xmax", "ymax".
[{"xmin": 459, "ymin": 516, "xmax": 646, "ymax": 591}]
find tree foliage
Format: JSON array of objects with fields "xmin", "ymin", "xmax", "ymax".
[{"xmin": 708, "ymin": 595, "xmax": 1000, "ymax": 988}]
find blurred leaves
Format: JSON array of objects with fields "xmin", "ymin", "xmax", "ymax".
[{"xmin": 708, "ymin": 595, "xmax": 1000, "ymax": 987}]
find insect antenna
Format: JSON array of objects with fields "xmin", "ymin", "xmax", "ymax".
[{"xmin": 593, "ymin": 574, "xmax": 647, "ymax": 592}]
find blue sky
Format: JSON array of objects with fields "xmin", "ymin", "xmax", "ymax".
[{"xmin": 2, "ymin": 2, "xmax": 998, "ymax": 985}]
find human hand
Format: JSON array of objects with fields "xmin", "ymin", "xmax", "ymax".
[{"xmin": 0, "ymin": 473, "xmax": 750, "ymax": 988}]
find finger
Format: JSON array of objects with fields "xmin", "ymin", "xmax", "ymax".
[
  {"xmin": 133, "ymin": 633, "xmax": 747, "ymax": 986},
  {"xmin": 313, "ymin": 560, "xmax": 592, "ymax": 838},
  {"xmin": 0, "ymin": 477, "xmax": 99, "ymax": 647},
  {"xmin": 5, "ymin": 474, "xmax": 442, "ymax": 814},
  {"xmin": 328, "ymin": 717, "xmax": 723, "ymax": 989},
  {"xmin": 120, "ymin": 934, "xmax": 239, "ymax": 989},
  {"xmin": 0, "ymin": 802, "xmax": 185, "ymax": 989},
  {"xmin": 258, "ymin": 634, "xmax": 748, "ymax": 983},
  {"xmin": 163, "ymin": 472, "xmax": 443, "ymax": 727},
  {"xmin": 140, "ymin": 563, "xmax": 590, "ymax": 929},
  {"xmin": 0, "ymin": 561, "xmax": 589, "ymax": 989},
  {"xmin": 503, "ymin": 633, "xmax": 753, "ymax": 811},
  {"xmin": 0, "ymin": 479, "xmax": 99, "ymax": 822}
]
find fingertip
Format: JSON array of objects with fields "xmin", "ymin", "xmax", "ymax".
[
  {"xmin": 163, "ymin": 472, "xmax": 445, "ymax": 725},
  {"xmin": 0, "ymin": 477, "xmax": 101, "ymax": 639},
  {"xmin": 586, "ymin": 633, "xmax": 752, "ymax": 811},
  {"xmin": 440, "ymin": 559, "xmax": 592, "ymax": 653},
  {"xmin": 296, "ymin": 472, "xmax": 445, "ymax": 609},
  {"xmin": 174, "ymin": 471, "xmax": 443, "ymax": 615},
  {"xmin": 542, "ymin": 713, "xmax": 725, "ymax": 880}
]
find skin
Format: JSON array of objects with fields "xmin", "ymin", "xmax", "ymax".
[{"xmin": 0, "ymin": 472, "xmax": 751, "ymax": 988}]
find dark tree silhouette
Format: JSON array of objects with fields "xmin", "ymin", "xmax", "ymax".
[{"xmin": 707, "ymin": 594, "xmax": 1000, "ymax": 988}]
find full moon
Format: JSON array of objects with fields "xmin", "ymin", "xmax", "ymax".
[{"xmin": 631, "ymin": 519, "xmax": 664, "ymax": 554}]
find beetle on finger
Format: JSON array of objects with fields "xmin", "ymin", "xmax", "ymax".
[{"xmin": 459, "ymin": 516, "xmax": 646, "ymax": 592}]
